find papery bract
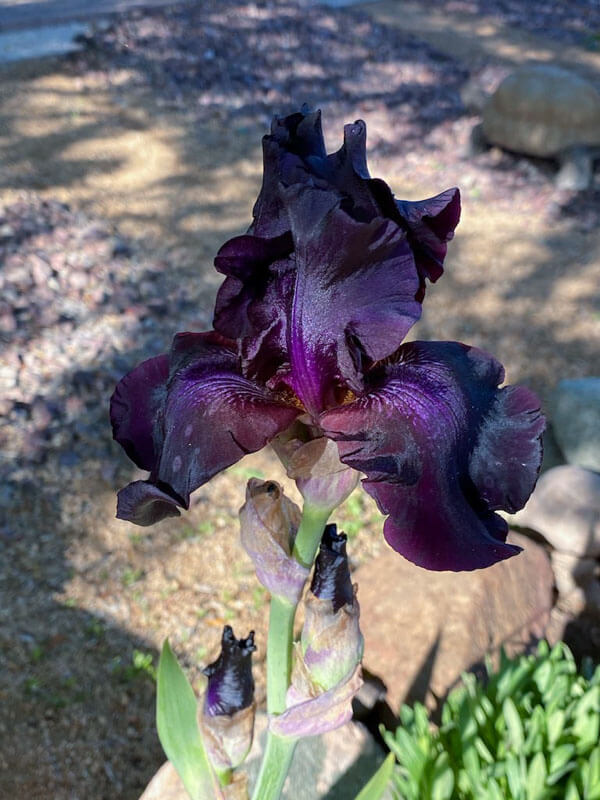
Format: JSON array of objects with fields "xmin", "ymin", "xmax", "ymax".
[
  {"xmin": 111, "ymin": 108, "xmax": 544, "ymax": 572},
  {"xmin": 269, "ymin": 664, "xmax": 363, "ymax": 740},
  {"xmin": 239, "ymin": 478, "xmax": 309, "ymax": 604}
]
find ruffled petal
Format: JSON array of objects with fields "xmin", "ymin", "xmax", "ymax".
[
  {"xmin": 213, "ymin": 109, "xmax": 460, "ymax": 412},
  {"xmin": 395, "ymin": 188, "xmax": 461, "ymax": 300},
  {"xmin": 321, "ymin": 341, "xmax": 544, "ymax": 571},
  {"xmin": 110, "ymin": 354, "xmax": 169, "ymax": 471},
  {"xmin": 282, "ymin": 185, "xmax": 421, "ymax": 414},
  {"xmin": 115, "ymin": 332, "xmax": 300, "ymax": 526}
]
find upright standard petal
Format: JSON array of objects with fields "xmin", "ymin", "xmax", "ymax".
[
  {"xmin": 212, "ymin": 109, "xmax": 459, "ymax": 406},
  {"xmin": 115, "ymin": 332, "xmax": 300, "ymax": 525},
  {"xmin": 282, "ymin": 185, "xmax": 421, "ymax": 414},
  {"xmin": 321, "ymin": 341, "xmax": 544, "ymax": 571}
]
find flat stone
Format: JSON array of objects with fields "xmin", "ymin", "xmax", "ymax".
[
  {"xmin": 355, "ymin": 532, "xmax": 554, "ymax": 712},
  {"xmin": 139, "ymin": 714, "xmax": 385, "ymax": 800},
  {"xmin": 550, "ymin": 378, "xmax": 600, "ymax": 472},
  {"xmin": 512, "ymin": 465, "xmax": 600, "ymax": 557}
]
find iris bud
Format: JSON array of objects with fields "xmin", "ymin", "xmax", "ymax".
[
  {"xmin": 296, "ymin": 525, "xmax": 363, "ymax": 694},
  {"xmin": 270, "ymin": 525, "xmax": 364, "ymax": 739},
  {"xmin": 239, "ymin": 478, "xmax": 309, "ymax": 604},
  {"xmin": 199, "ymin": 626, "xmax": 256, "ymax": 772},
  {"xmin": 273, "ymin": 420, "xmax": 359, "ymax": 512}
]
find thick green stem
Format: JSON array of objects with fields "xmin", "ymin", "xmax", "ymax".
[
  {"xmin": 251, "ymin": 732, "xmax": 297, "ymax": 800},
  {"xmin": 266, "ymin": 595, "xmax": 295, "ymax": 715},
  {"xmin": 251, "ymin": 504, "xmax": 331, "ymax": 800},
  {"xmin": 292, "ymin": 506, "xmax": 332, "ymax": 569}
]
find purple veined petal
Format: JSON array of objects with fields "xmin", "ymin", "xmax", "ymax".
[
  {"xmin": 395, "ymin": 188, "xmax": 461, "ymax": 298},
  {"xmin": 368, "ymin": 180, "xmax": 461, "ymax": 300},
  {"xmin": 155, "ymin": 331, "xmax": 300, "ymax": 511},
  {"xmin": 250, "ymin": 109, "xmax": 329, "ymax": 239},
  {"xmin": 282, "ymin": 184, "xmax": 421, "ymax": 415},
  {"xmin": 110, "ymin": 353, "xmax": 169, "ymax": 472},
  {"xmin": 114, "ymin": 332, "xmax": 301, "ymax": 526},
  {"xmin": 321, "ymin": 341, "xmax": 544, "ymax": 571},
  {"xmin": 469, "ymin": 384, "xmax": 546, "ymax": 512},
  {"xmin": 213, "ymin": 234, "xmax": 295, "ymax": 385},
  {"xmin": 269, "ymin": 664, "xmax": 363, "ymax": 739},
  {"xmin": 116, "ymin": 480, "xmax": 182, "ymax": 526}
]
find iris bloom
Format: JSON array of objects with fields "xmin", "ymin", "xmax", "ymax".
[{"xmin": 111, "ymin": 109, "xmax": 544, "ymax": 571}]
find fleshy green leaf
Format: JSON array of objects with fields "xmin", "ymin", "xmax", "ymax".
[
  {"xmin": 355, "ymin": 753, "xmax": 395, "ymax": 800},
  {"xmin": 526, "ymin": 751, "xmax": 547, "ymax": 800},
  {"xmin": 156, "ymin": 639, "xmax": 222, "ymax": 800},
  {"xmin": 584, "ymin": 746, "xmax": 600, "ymax": 800},
  {"xmin": 503, "ymin": 697, "xmax": 524, "ymax": 750},
  {"xmin": 431, "ymin": 752, "xmax": 454, "ymax": 800}
]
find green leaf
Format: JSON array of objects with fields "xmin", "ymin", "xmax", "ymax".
[
  {"xmin": 526, "ymin": 752, "xmax": 547, "ymax": 800},
  {"xmin": 565, "ymin": 774, "xmax": 582, "ymax": 800},
  {"xmin": 503, "ymin": 697, "xmax": 524, "ymax": 750},
  {"xmin": 547, "ymin": 709, "xmax": 566, "ymax": 747},
  {"xmin": 548, "ymin": 743, "xmax": 576, "ymax": 777},
  {"xmin": 156, "ymin": 640, "xmax": 222, "ymax": 800},
  {"xmin": 355, "ymin": 753, "xmax": 395, "ymax": 800},
  {"xmin": 506, "ymin": 752, "xmax": 524, "ymax": 798},
  {"xmin": 584, "ymin": 746, "xmax": 600, "ymax": 800},
  {"xmin": 394, "ymin": 727, "xmax": 427, "ymax": 784},
  {"xmin": 431, "ymin": 752, "xmax": 455, "ymax": 800}
]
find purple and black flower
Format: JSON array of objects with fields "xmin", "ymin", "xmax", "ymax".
[
  {"xmin": 110, "ymin": 108, "xmax": 544, "ymax": 571},
  {"xmin": 203, "ymin": 625, "xmax": 256, "ymax": 717},
  {"xmin": 311, "ymin": 524, "xmax": 354, "ymax": 613}
]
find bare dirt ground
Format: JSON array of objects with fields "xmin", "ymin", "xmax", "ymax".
[{"xmin": 1, "ymin": 1, "xmax": 599, "ymax": 798}]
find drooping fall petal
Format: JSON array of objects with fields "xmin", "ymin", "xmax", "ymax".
[
  {"xmin": 114, "ymin": 332, "xmax": 300, "ymax": 525},
  {"xmin": 321, "ymin": 341, "xmax": 544, "ymax": 571}
]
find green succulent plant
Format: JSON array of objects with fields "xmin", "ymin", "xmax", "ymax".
[{"xmin": 383, "ymin": 641, "xmax": 600, "ymax": 800}]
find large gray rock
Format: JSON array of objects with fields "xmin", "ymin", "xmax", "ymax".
[
  {"xmin": 355, "ymin": 532, "xmax": 553, "ymax": 712},
  {"xmin": 482, "ymin": 65, "xmax": 600, "ymax": 158},
  {"xmin": 551, "ymin": 551, "xmax": 600, "ymax": 616},
  {"xmin": 512, "ymin": 465, "xmax": 600, "ymax": 557},
  {"xmin": 139, "ymin": 714, "xmax": 385, "ymax": 800},
  {"xmin": 551, "ymin": 378, "xmax": 600, "ymax": 472}
]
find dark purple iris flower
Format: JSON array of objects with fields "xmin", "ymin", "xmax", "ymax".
[
  {"xmin": 110, "ymin": 108, "xmax": 544, "ymax": 571},
  {"xmin": 203, "ymin": 625, "xmax": 256, "ymax": 717}
]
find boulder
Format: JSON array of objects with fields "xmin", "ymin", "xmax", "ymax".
[
  {"xmin": 550, "ymin": 378, "xmax": 600, "ymax": 472},
  {"xmin": 355, "ymin": 532, "xmax": 553, "ymax": 712},
  {"xmin": 482, "ymin": 65, "xmax": 600, "ymax": 158},
  {"xmin": 551, "ymin": 551, "xmax": 600, "ymax": 616},
  {"xmin": 512, "ymin": 465, "xmax": 600, "ymax": 557}
]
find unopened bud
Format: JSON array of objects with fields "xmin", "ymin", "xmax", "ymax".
[
  {"xmin": 297, "ymin": 526, "xmax": 363, "ymax": 693},
  {"xmin": 239, "ymin": 479, "xmax": 309, "ymax": 604},
  {"xmin": 269, "ymin": 526, "xmax": 364, "ymax": 739},
  {"xmin": 273, "ymin": 421, "xmax": 358, "ymax": 512},
  {"xmin": 199, "ymin": 626, "xmax": 256, "ymax": 771}
]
